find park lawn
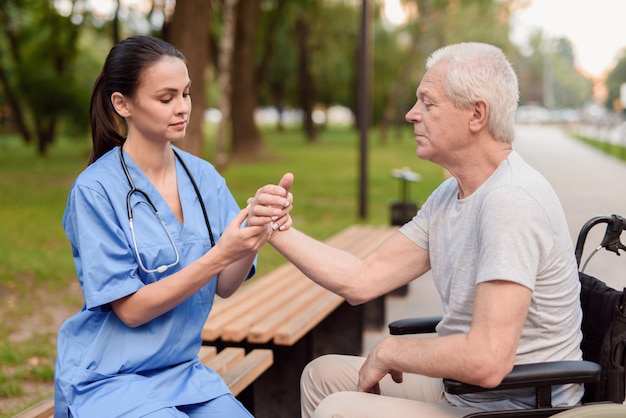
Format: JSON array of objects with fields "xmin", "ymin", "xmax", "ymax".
[{"xmin": 0, "ymin": 125, "xmax": 443, "ymax": 416}]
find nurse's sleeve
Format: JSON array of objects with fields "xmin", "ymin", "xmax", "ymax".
[{"xmin": 64, "ymin": 184, "xmax": 145, "ymax": 312}]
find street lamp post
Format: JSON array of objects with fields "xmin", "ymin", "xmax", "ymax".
[{"xmin": 358, "ymin": 0, "xmax": 371, "ymax": 220}]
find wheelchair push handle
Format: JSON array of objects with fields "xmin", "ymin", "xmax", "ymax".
[
  {"xmin": 600, "ymin": 214, "xmax": 626, "ymax": 254},
  {"xmin": 575, "ymin": 214, "xmax": 626, "ymax": 267}
]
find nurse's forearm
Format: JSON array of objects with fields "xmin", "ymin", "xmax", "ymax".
[
  {"xmin": 111, "ymin": 249, "xmax": 231, "ymax": 328},
  {"xmin": 111, "ymin": 210, "xmax": 267, "ymax": 327},
  {"xmin": 216, "ymin": 254, "xmax": 256, "ymax": 298}
]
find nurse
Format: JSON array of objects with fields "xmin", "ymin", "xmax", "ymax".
[{"xmin": 54, "ymin": 35, "xmax": 292, "ymax": 417}]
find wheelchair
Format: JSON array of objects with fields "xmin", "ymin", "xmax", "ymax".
[{"xmin": 389, "ymin": 214, "xmax": 626, "ymax": 417}]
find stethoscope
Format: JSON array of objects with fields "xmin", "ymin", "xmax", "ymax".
[{"xmin": 119, "ymin": 146, "xmax": 215, "ymax": 274}]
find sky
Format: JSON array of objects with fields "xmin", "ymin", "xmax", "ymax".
[
  {"xmin": 509, "ymin": 0, "xmax": 626, "ymax": 79},
  {"xmin": 384, "ymin": 0, "xmax": 626, "ymax": 80}
]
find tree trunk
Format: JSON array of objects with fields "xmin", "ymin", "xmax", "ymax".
[
  {"xmin": 112, "ymin": 0, "xmax": 121, "ymax": 44},
  {"xmin": 165, "ymin": 0, "xmax": 211, "ymax": 157},
  {"xmin": 269, "ymin": 82, "xmax": 285, "ymax": 132},
  {"xmin": 378, "ymin": 38, "xmax": 420, "ymax": 145},
  {"xmin": 215, "ymin": 0, "xmax": 238, "ymax": 171},
  {"xmin": 295, "ymin": 16, "xmax": 317, "ymax": 142},
  {"xmin": 35, "ymin": 117, "xmax": 56, "ymax": 155},
  {"xmin": 231, "ymin": 0, "xmax": 265, "ymax": 159},
  {"xmin": 0, "ymin": 60, "xmax": 31, "ymax": 144},
  {"xmin": 0, "ymin": 9, "xmax": 31, "ymax": 144}
]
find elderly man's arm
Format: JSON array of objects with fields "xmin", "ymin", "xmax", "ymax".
[
  {"xmin": 270, "ymin": 228, "xmax": 431, "ymax": 305},
  {"xmin": 357, "ymin": 279, "xmax": 532, "ymax": 393}
]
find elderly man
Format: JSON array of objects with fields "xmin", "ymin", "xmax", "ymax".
[{"xmin": 250, "ymin": 42, "xmax": 582, "ymax": 417}]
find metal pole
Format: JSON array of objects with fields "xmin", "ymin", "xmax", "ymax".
[{"xmin": 358, "ymin": 0, "xmax": 370, "ymax": 220}]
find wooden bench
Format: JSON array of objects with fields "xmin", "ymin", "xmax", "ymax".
[
  {"xmin": 13, "ymin": 346, "xmax": 273, "ymax": 418},
  {"xmin": 202, "ymin": 224, "xmax": 398, "ymax": 417}
]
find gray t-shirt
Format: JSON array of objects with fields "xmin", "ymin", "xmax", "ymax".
[{"xmin": 400, "ymin": 151, "xmax": 583, "ymax": 409}]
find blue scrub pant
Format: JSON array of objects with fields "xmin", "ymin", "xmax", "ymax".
[{"xmin": 141, "ymin": 394, "xmax": 253, "ymax": 418}]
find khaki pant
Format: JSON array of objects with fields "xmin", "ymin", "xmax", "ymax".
[{"xmin": 301, "ymin": 354, "xmax": 481, "ymax": 418}]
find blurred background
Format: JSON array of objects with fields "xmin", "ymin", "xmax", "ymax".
[
  {"xmin": 2, "ymin": 0, "xmax": 626, "ymax": 161},
  {"xmin": 3, "ymin": 1, "xmax": 626, "ymax": 416}
]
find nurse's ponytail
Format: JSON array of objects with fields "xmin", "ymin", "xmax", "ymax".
[
  {"xmin": 88, "ymin": 72, "xmax": 125, "ymax": 165},
  {"xmin": 87, "ymin": 36, "xmax": 186, "ymax": 165}
]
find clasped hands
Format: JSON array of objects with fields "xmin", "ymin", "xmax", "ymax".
[{"xmin": 245, "ymin": 173, "xmax": 294, "ymax": 237}]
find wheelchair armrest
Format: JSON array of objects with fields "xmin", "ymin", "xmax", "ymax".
[
  {"xmin": 388, "ymin": 316, "xmax": 442, "ymax": 335},
  {"xmin": 443, "ymin": 360, "xmax": 601, "ymax": 394}
]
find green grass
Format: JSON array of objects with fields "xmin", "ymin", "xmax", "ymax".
[
  {"xmin": 573, "ymin": 133, "xmax": 626, "ymax": 162},
  {"xmin": 0, "ymin": 125, "xmax": 443, "ymax": 416}
]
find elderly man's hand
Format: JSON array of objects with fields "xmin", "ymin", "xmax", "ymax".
[{"xmin": 246, "ymin": 173, "xmax": 294, "ymax": 235}]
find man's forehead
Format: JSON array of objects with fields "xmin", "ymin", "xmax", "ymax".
[
  {"xmin": 417, "ymin": 75, "xmax": 439, "ymax": 96},
  {"xmin": 417, "ymin": 63, "xmax": 446, "ymax": 96}
]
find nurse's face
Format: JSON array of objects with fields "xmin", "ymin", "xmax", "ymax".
[{"xmin": 123, "ymin": 57, "xmax": 192, "ymax": 145}]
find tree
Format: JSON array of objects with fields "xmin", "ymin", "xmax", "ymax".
[
  {"xmin": 307, "ymin": 2, "xmax": 359, "ymax": 117},
  {"xmin": 231, "ymin": 0, "xmax": 265, "ymax": 159},
  {"xmin": 294, "ymin": 11, "xmax": 317, "ymax": 142},
  {"xmin": 605, "ymin": 50, "xmax": 626, "ymax": 112},
  {"xmin": 256, "ymin": 0, "xmax": 292, "ymax": 130},
  {"xmin": 377, "ymin": 0, "xmax": 432, "ymax": 143},
  {"xmin": 214, "ymin": 0, "xmax": 238, "ymax": 170},
  {"xmin": 513, "ymin": 31, "xmax": 592, "ymax": 108},
  {"xmin": 548, "ymin": 38, "xmax": 593, "ymax": 109},
  {"xmin": 0, "ymin": 0, "xmax": 87, "ymax": 155},
  {"xmin": 377, "ymin": 0, "xmax": 521, "ymax": 142},
  {"xmin": 165, "ymin": 0, "xmax": 211, "ymax": 157}
]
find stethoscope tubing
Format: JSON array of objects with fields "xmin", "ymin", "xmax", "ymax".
[{"xmin": 118, "ymin": 145, "xmax": 214, "ymax": 274}]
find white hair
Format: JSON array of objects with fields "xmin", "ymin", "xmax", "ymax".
[{"xmin": 426, "ymin": 42, "xmax": 520, "ymax": 143}]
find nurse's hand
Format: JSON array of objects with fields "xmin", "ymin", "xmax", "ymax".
[
  {"xmin": 216, "ymin": 207, "xmax": 273, "ymax": 260},
  {"xmin": 246, "ymin": 173, "xmax": 294, "ymax": 234}
]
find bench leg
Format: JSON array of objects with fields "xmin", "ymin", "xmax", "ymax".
[
  {"xmin": 362, "ymin": 296, "xmax": 386, "ymax": 330},
  {"xmin": 391, "ymin": 284, "xmax": 409, "ymax": 296},
  {"xmin": 236, "ymin": 384, "xmax": 256, "ymax": 414},
  {"xmin": 249, "ymin": 341, "xmax": 309, "ymax": 418},
  {"xmin": 311, "ymin": 301, "xmax": 363, "ymax": 357},
  {"xmin": 215, "ymin": 303, "xmax": 365, "ymax": 417}
]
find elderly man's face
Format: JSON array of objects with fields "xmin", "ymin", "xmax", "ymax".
[{"xmin": 405, "ymin": 61, "xmax": 473, "ymax": 167}]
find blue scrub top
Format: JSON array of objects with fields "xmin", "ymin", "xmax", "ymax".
[{"xmin": 54, "ymin": 146, "xmax": 254, "ymax": 417}]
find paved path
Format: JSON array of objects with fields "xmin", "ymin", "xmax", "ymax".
[{"xmin": 364, "ymin": 123, "xmax": 626, "ymax": 353}]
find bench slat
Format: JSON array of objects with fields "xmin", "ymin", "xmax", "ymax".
[
  {"xmin": 13, "ymin": 398, "xmax": 54, "ymax": 418},
  {"xmin": 221, "ymin": 349, "xmax": 274, "ymax": 396},
  {"xmin": 204, "ymin": 347, "xmax": 246, "ymax": 374},
  {"xmin": 202, "ymin": 268, "xmax": 301, "ymax": 341},
  {"xmin": 197, "ymin": 345, "xmax": 218, "ymax": 363},
  {"xmin": 247, "ymin": 282, "xmax": 331, "ymax": 343},
  {"xmin": 275, "ymin": 291, "xmax": 345, "ymax": 346},
  {"xmin": 322, "ymin": 224, "xmax": 369, "ymax": 247},
  {"xmin": 221, "ymin": 276, "xmax": 312, "ymax": 342},
  {"xmin": 208, "ymin": 262, "xmax": 298, "ymax": 317}
]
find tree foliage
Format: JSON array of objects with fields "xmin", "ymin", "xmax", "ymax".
[
  {"xmin": 605, "ymin": 50, "xmax": 626, "ymax": 112},
  {"xmin": 512, "ymin": 30, "xmax": 592, "ymax": 109},
  {"xmin": 0, "ymin": 0, "xmax": 91, "ymax": 154},
  {"xmin": 0, "ymin": 0, "xmax": 598, "ymax": 158}
]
